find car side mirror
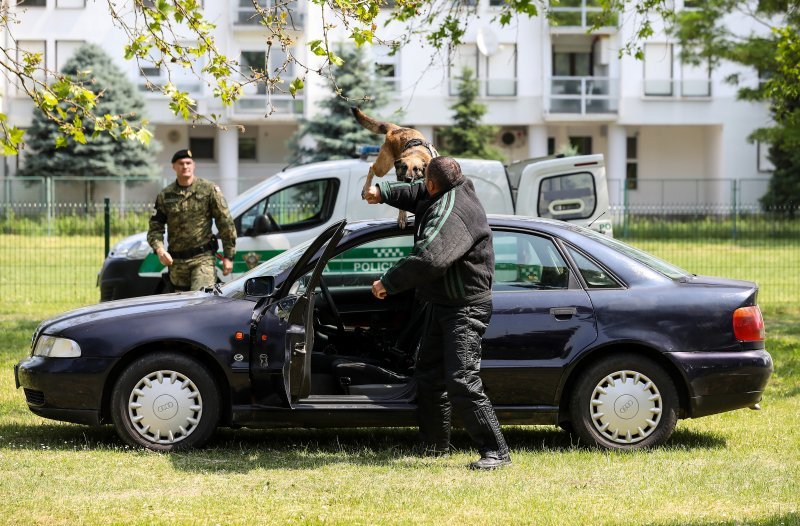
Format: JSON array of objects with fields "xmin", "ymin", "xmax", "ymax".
[
  {"xmin": 244, "ymin": 276, "xmax": 275, "ymax": 297},
  {"xmin": 253, "ymin": 214, "xmax": 271, "ymax": 235}
]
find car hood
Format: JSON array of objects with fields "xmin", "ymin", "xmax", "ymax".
[{"xmin": 38, "ymin": 291, "xmax": 233, "ymax": 335}]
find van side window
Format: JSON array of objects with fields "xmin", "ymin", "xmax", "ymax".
[
  {"xmin": 493, "ymin": 231, "xmax": 570, "ymax": 291},
  {"xmin": 237, "ymin": 179, "xmax": 339, "ymax": 236},
  {"xmin": 537, "ymin": 172, "xmax": 597, "ymax": 221},
  {"xmin": 323, "ymin": 235, "xmax": 414, "ymax": 288}
]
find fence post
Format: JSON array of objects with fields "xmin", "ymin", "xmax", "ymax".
[
  {"xmin": 731, "ymin": 180, "xmax": 738, "ymax": 240},
  {"xmin": 622, "ymin": 181, "xmax": 629, "ymax": 238},
  {"xmin": 46, "ymin": 176, "xmax": 53, "ymax": 236},
  {"xmin": 104, "ymin": 197, "xmax": 111, "ymax": 258}
]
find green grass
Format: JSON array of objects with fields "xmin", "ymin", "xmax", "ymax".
[
  {"xmin": 1, "ymin": 245, "xmax": 799, "ymax": 524},
  {"xmin": 0, "ymin": 304, "xmax": 797, "ymax": 524}
]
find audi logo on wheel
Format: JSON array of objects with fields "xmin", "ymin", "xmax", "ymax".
[{"xmin": 156, "ymin": 401, "xmax": 175, "ymax": 413}]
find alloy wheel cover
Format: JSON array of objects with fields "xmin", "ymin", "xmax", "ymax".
[
  {"xmin": 589, "ymin": 369, "xmax": 663, "ymax": 444},
  {"xmin": 127, "ymin": 370, "xmax": 203, "ymax": 445}
]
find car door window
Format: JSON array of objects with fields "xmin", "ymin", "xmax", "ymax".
[
  {"xmin": 493, "ymin": 231, "xmax": 570, "ymax": 291},
  {"xmin": 537, "ymin": 172, "xmax": 597, "ymax": 221},
  {"xmin": 238, "ymin": 179, "xmax": 339, "ymax": 236},
  {"xmin": 566, "ymin": 246, "xmax": 622, "ymax": 288}
]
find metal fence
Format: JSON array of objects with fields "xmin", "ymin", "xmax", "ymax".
[{"xmin": 1, "ymin": 200, "xmax": 797, "ymax": 309}]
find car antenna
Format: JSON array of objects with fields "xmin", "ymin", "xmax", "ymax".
[{"xmin": 587, "ymin": 209, "xmax": 608, "ymax": 230}]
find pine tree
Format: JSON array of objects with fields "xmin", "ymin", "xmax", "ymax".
[
  {"xmin": 436, "ymin": 67, "xmax": 504, "ymax": 161},
  {"xmin": 287, "ymin": 45, "xmax": 391, "ymax": 164},
  {"xmin": 19, "ymin": 43, "xmax": 160, "ymax": 180}
]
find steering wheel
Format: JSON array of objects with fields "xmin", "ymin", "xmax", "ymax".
[
  {"xmin": 266, "ymin": 212, "xmax": 281, "ymax": 231},
  {"xmin": 318, "ymin": 277, "xmax": 345, "ymax": 334}
]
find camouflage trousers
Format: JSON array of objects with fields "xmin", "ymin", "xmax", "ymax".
[{"xmin": 169, "ymin": 252, "xmax": 217, "ymax": 291}]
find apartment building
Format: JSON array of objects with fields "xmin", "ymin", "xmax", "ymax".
[{"xmin": 3, "ymin": 0, "xmax": 772, "ymax": 206}]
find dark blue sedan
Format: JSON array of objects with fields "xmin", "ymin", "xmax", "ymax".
[{"xmin": 15, "ymin": 217, "xmax": 772, "ymax": 451}]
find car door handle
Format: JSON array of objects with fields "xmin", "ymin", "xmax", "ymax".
[{"xmin": 550, "ymin": 307, "xmax": 577, "ymax": 320}]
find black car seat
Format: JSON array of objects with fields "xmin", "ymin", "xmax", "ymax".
[{"xmin": 332, "ymin": 359, "xmax": 415, "ymax": 400}]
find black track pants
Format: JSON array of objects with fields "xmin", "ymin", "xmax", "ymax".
[{"xmin": 415, "ymin": 300, "xmax": 509, "ymax": 456}]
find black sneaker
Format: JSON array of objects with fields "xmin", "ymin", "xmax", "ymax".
[{"xmin": 469, "ymin": 452, "xmax": 511, "ymax": 470}]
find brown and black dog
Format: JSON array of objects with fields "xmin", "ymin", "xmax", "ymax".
[{"xmin": 352, "ymin": 107, "xmax": 438, "ymax": 227}]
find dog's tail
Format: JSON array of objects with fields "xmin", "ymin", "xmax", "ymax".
[{"xmin": 351, "ymin": 107, "xmax": 398, "ymax": 135}]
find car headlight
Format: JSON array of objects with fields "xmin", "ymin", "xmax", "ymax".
[
  {"xmin": 109, "ymin": 238, "xmax": 152, "ymax": 260},
  {"xmin": 32, "ymin": 336, "xmax": 81, "ymax": 358}
]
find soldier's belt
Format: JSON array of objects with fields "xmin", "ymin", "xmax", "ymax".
[{"xmin": 170, "ymin": 239, "xmax": 217, "ymax": 260}]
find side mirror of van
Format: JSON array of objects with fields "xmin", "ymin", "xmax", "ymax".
[
  {"xmin": 244, "ymin": 276, "xmax": 275, "ymax": 297},
  {"xmin": 253, "ymin": 214, "xmax": 271, "ymax": 235}
]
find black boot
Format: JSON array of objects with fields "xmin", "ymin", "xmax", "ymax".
[{"xmin": 469, "ymin": 451, "xmax": 511, "ymax": 470}]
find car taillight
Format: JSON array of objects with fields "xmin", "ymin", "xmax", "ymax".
[{"xmin": 733, "ymin": 306, "xmax": 765, "ymax": 341}]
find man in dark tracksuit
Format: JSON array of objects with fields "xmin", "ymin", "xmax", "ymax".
[{"xmin": 365, "ymin": 157, "xmax": 510, "ymax": 470}]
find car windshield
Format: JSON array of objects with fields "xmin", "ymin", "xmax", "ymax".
[
  {"xmin": 576, "ymin": 226, "xmax": 692, "ymax": 280},
  {"xmin": 220, "ymin": 237, "xmax": 315, "ymax": 296}
]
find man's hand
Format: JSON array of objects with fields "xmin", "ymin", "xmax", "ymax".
[
  {"xmin": 222, "ymin": 257, "xmax": 233, "ymax": 276},
  {"xmin": 371, "ymin": 279, "xmax": 387, "ymax": 300},
  {"xmin": 156, "ymin": 248, "xmax": 173, "ymax": 267},
  {"xmin": 363, "ymin": 185, "xmax": 382, "ymax": 204}
]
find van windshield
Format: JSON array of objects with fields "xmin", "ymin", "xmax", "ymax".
[{"xmin": 220, "ymin": 238, "xmax": 315, "ymax": 297}]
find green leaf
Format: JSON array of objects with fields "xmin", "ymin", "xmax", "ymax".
[
  {"xmin": 309, "ymin": 40, "xmax": 328, "ymax": 57},
  {"xmin": 55, "ymin": 136, "xmax": 68, "ymax": 149},
  {"xmin": 136, "ymin": 127, "xmax": 154, "ymax": 145},
  {"xmin": 328, "ymin": 52, "xmax": 344, "ymax": 66},
  {"xmin": 289, "ymin": 77, "xmax": 304, "ymax": 98}
]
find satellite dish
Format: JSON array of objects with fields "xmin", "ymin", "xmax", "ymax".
[{"xmin": 477, "ymin": 26, "xmax": 499, "ymax": 57}]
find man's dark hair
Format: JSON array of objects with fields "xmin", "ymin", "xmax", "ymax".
[{"xmin": 426, "ymin": 157, "xmax": 463, "ymax": 191}]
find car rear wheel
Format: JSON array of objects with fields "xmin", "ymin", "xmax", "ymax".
[
  {"xmin": 569, "ymin": 354, "xmax": 678, "ymax": 450},
  {"xmin": 111, "ymin": 353, "xmax": 220, "ymax": 451}
]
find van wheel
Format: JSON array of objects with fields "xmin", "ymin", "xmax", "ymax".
[
  {"xmin": 569, "ymin": 354, "xmax": 678, "ymax": 450},
  {"xmin": 111, "ymin": 353, "xmax": 219, "ymax": 451}
]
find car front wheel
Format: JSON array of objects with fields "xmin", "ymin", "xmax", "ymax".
[
  {"xmin": 569, "ymin": 354, "xmax": 678, "ymax": 450},
  {"xmin": 110, "ymin": 353, "xmax": 220, "ymax": 451}
]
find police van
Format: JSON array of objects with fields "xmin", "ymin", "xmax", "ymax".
[{"xmin": 98, "ymin": 154, "xmax": 612, "ymax": 301}]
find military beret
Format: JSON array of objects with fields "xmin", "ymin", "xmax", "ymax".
[{"xmin": 171, "ymin": 149, "xmax": 193, "ymax": 163}]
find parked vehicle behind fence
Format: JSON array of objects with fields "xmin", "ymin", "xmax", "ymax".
[{"xmin": 98, "ymin": 154, "xmax": 612, "ymax": 301}]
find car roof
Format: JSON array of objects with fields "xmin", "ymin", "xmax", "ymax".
[{"xmin": 344, "ymin": 215, "xmax": 577, "ymax": 236}]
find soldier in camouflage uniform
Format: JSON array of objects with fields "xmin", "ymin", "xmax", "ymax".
[{"xmin": 147, "ymin": 149, "xmax": 237, "ymax": 292}]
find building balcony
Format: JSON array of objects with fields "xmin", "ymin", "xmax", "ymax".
[
  {"xmin": 548, "ymin": 0, "xmax": 618, "ymax": 31},
  {"xmin": 232, "ymin": 94, "xmax": 304, "ymax": 118},
  {"xmin": 546, "ymin": 76, "xmax": 618, "ymax": 116},
  {"xmin": 233, "ymin": 0, "xmax": 305, "ymax": 31}
]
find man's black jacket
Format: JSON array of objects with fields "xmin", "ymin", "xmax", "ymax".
[{"xmin": 376, "ymin": 177, "xmax": 494, "ymax": 306}]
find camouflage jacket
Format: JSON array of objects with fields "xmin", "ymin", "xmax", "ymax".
[{"xmin": 147, "ymin": 178, "xmax": 237, "ymax": 259}]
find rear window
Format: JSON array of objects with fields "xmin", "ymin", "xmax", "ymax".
[
  {"xmin": 577, "ymin": 227, "xmax": 692, "ymax": 280},
  {"xmin": 537, "ymin": 172, "xmax": 597, "ymax": 221}
]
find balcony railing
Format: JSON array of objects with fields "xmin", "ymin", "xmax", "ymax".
[
  {"xmin": 234, "ymin": 0, "xmax": 304, "ymax": 30},
  {"xmin": 233, "ymin": 94, "xmax": 304, "ymax": 116},
  {"xmin": 548, "ymin": 76, "xmax": 618, "ymax": 114},
  {"xmin": 549, "ymin": 0, "xmax": 618, "ymax": 28},
  {"xmin": 643, "ymin": 79, "xmax": 712, "ymax": 98}
]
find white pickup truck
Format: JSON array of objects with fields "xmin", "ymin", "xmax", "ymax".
[{"xmin": 98, "ymin": 154, "xmax": 612, "ymax": 301}]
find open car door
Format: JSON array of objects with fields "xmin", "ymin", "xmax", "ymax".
[
  {"xmin": 249, "ymin": 219, "xmax": 347, "ymax": 407},
  {"xmin": 285, "ymin": 220, "xmax": 346, "ymax": 403}
]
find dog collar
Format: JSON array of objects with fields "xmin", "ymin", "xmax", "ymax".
[{"xmin": 402, "ymin": 139, "xmax": 439, "ymax": 159}]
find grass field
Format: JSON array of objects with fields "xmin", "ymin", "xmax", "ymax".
[{"xmin": 0, "ymin": 239, "xmax": 798, "ymax": 525}]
